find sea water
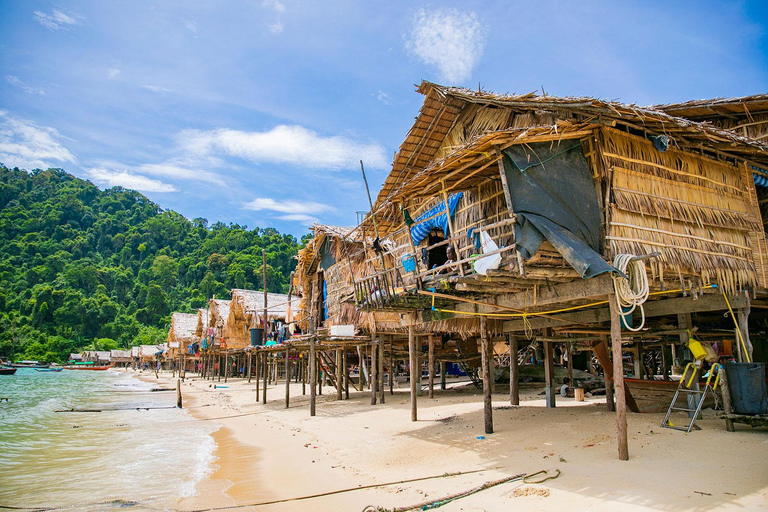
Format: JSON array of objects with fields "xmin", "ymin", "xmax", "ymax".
[{"xmin": 0, "ymin": 368, "xmax": 219, "ymax": 511}]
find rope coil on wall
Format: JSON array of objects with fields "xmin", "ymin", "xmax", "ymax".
[{"xmin": 611, "ymin": 254, "xmax": 650, "ymax": 332}]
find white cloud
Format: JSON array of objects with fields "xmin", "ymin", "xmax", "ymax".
[
  {"xmin": 375, "ymin": 90, "xmax": 391, "ymax": 105},
  {"xmin": 33, "ymin": 9, "xmax": 79, "ymax": 31},
  {"xmin": 6, "ymin": 76, "xmax": 45, "ymax": 95},
  {"xmin": 177, "ymin": 125, "xmax": 388, "ymax": 170},
  {"xmin": 277, "ymin": 213, "xmax": 319, "ymax": 225},
  {"xmin": 85, "ymin": 168, "xmax": 177, "ymax": 193},
  {"xmin": 406, "ymin": 8, "xmax": 487, "ymax": 83},
  {"xmin": 182, "ymin": 17, "xmax": 198, "ymax": 33},
  {"xmin": 262, "ymin": 0, "xmax": 286, "ymax": 13},
  {"xmin": 0, "ymin": 112, "xmax": 76, "ymax": 169},
  {"xmin": 141, "ymin": 84, "xmax": 173, "ymax": 93},
  {"xmin": 244, "ymin": 197, "xmax": 335, "ymax": 215},
  {"xmin": 138, "ymin": 162, "xmax": 226, "ymax": 187},
  {"xmin": 107, "ymin": 68, "xmax": 121, "ymax": 80},
  {"xmin": 269, "ymin": 22, "xmax": 284, "ymax": 34}
]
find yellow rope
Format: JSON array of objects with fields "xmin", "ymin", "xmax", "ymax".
[
  {"xmin": 430, "ymin": 285, "xmax": 715, "ymax": 319},
  {"xmin": 722, "ymin": 290, "xmax": 751, "ymax": 363}
]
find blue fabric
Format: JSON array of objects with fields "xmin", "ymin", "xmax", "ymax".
[
  {"xmin": 754, "ymin": 173, "xmax": 768, "ymax": 188},
  {"xmin": 409, "ymin": 192, "xmax": 463, "ymax": 246}
]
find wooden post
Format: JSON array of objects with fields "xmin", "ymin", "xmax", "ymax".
[
  {"xmin": 343, "ymin": 349, "xmax": 349, "ymax": 399},
  {"xmin": 543, "ymin": 340, "xmax": 556, "ymax": 408},
  {"xmin": 416, "ymin": 343, "xmax": 423, "ymax": 397},
  {"xmin": 357, "ymin": 346, "xmax": 367, "ymax": 389},
  {"xmin": 247, "ymin": 352, "xmax": 252, "ymax": 382},
  {"xmin": 262, "ymin": 352, "xmax": 268, "ymax": 405},
  {"xmin": 409, "ymin": 324, "xmax": 418, "ymax": 421},
  {"xmin": 176, "ymin": 378, "xmax": 182, "ymax": 408},
  {"xmin": 480, "ymin": 317, "xmax": 493, "ymax": 434},
  {"xmin": 262, "ymin": 249, "xmax": 269, "ymax": 341},
  {"xmin": 440, "ymin": 362, "xmax": 446, "ymax": 390},
  {"xmin": 719, "ymin": 365, "xmax": 735, "ymax": 432},
  {"xmin": 309, "ymin": 338, "xmax": 317, "ymax": 416},
  {"xmin": 389, "ymin": 340, "xmax": 394, "ymax": 395},
  {"xmin": 224, "ymin": 351, "xmax": 229, "ymax": 383},
  {"xmin": 609, "ymin": 293, "xmax": 629, "ymax": 461},
  {"xmin": 255, "ymin": 349, "xmax": 260, "ymax": 399},
  {"xmin": 285, "ymin": 348, "xmax": 291, "ymax": 408},
  {"xmin": 428, "ymin": 335, "xmax": 435, "ymax": 399},
  {"xmin": 335, "ymin": 348, "xmax": 343, "ymax": 400},
  {"xmin": 737, "ymin": 303, "xmax": 753, "ymax": 363},
  {"xmin": 509, "ymin": 335, "xmax": 519, "ymax": 406},
  {"xmin": 370, "ymin": 339, "xmax": 378, "ymax": 405},
  {"xmin": 302, "ymin": 356, "xmax": 307, "ymax": 395},
  {"xmin": 566, "ymin": 343, "xmax": 574, "ymax": 385},
  {"xmin": 378, "ymin": 337, "xmax": 385, "ymax": 404},
  {"xmin": 633, "ymin": 343, "xmax": 643, "ymax": 379}
]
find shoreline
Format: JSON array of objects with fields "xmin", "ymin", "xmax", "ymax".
[{"xmin": 131, "ymin": 368, "xmax": 768, "ymax": 511}]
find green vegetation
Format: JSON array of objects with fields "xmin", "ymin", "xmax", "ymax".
[{"xmin": 0, "ymin": 165, "xmax": 308, "ymax": 363}]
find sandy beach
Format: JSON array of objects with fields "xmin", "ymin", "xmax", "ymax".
[{"xmin": 130, "ymin": 369, "xmax": 768, "ymax": 511}]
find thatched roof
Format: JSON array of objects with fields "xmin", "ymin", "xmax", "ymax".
[
  {"xmin": 209, "ymin": 299, "xmax": 231, "ymax": 327},
  {"xmin": 368, "ymin": 81, "xmax": 768, "ymax": 236},
  {"xmin": 168, "ymin": 312, "xmax": 198, "ymax": 346},
  {"xmin": 230, "ymin": 289, "xmax": 290, "ymax": 318},
  {"xmin": 110, "ymin": 350, "xmax": 131, "ymax": 360},
  {"xmin": 654, "ymin": 94, "xmax": 768, "ymax": 121}
]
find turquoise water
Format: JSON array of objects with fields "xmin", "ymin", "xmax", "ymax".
[{"xmin": 0, "ymin": 369, "xmax": 218, "ymax": 511}]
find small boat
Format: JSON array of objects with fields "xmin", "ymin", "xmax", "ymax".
[
  {"xmin": 36, "ymin": 368, "xmax": 63, "ymax": 372},
  {"xmin": 63, "ymin": 364, "xmax": 111, "ymax": 371},
  {"xmin": 10, "ymin": 360, "xmax": 49, "ymax": 368},
  {"xmin": 0, "ymin": 367, "xmax": 17, "ymax": 375}
]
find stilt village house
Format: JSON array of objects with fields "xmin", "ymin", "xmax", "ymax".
[{"xmin": 171, "ymin": 84, "xmax": 768, "ymax": 460}]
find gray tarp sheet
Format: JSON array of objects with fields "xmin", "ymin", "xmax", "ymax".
[{"xmin": 502, "ymin": 141, "xmax": 614, "ymax": 278}]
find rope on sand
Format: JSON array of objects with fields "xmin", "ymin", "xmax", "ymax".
[{"xmin": 363, "ymin": 469, "xmax": 559, "ymax": 512}]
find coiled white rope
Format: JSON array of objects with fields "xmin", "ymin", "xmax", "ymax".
[{"xmin": 612, "ymin": 254, "xmax": 650, "ymax": 332}]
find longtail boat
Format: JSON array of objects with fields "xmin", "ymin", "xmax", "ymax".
[
  {"xmin": 0, "ymin": 367, "xmax": 17, "ymax": 375},
  {"xmin": 36, "ymin": 367, "xmax": 63, "ymax": 372}
]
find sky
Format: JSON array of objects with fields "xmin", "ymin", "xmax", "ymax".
[{"xmin": 1, "ymin": 1, "xmax": 766, "ymax": 238}]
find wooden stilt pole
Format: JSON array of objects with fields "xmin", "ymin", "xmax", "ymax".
[
  {"xmin": 335, "ymin": 348, "xmax": 343, "ymax": 400},
  {"xmin": 544, "ymin": 339, "xmax": 556, "ymax": 408},
  {"xmin": 480, "ymin": 316, "xmax": 493, "ymax": 434},
  {"xmin": 357, "ymin": 346, "xmax": 367, "ymax": 390},
  {"xmin": 285, "ymin": 348, "xmax": 291, "ymax": 408},
  {"xmin": 255, "ymin": 349, "xmax": 260, "ymax": 399},
  {"xmin": 719, "ymin": 365, "xmax": 736, "ymax": 432},
  {"xmin": 378, "ymin": 337, "xmax": 385, "ymax": 404},
  {"xmin": 302, "ymin": 356, "xmax": 307, "ymax": 395},
  {"xmin": 389, "ymin": 339, "xmax": 394, "ymax": 395},
  {"xmin": 343, "ymin": 349, "xmax": 349, "ymax": 399},
  {"xmin": 247, "ymin": 352, "xmax": 252, "ymax": 382},
  {"xmin": 409, "ymin": 324, "xmax": 417, "ymax": 422},
  {"xmin": 176, "ymin": 378, "xmax": 182, "ymax": 408},
  {"xmin": 509, "ymin": 335, "xmax": 519, "ymax": 406},
  {"xmin": 428, "ymin": 335, "xmax": 435, "ymax": 399},
  {"xmin": 262, "ymin": 352, "xmax": 267, "ymax": 405},
  {"xmin": 609, "ymin": 293, "xmax": 629, "ymax": 461},
  {"xmin": 224, "ymin": 351, "xmax": 229, "ymax": 383},
  {"xmin": 440, "ymin": 362, "xmax": 446, "ymax": 390},
  {"xmin": 371, "ymin": 339, "xmax": 378, "ymax": 405}
]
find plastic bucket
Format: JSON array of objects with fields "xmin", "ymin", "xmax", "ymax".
[
  {"xmin": 250, "ymin": 328, "xmax": 264, "ymax": 347},
  {"xmin": 725, "ymin": 363, "xmax": 768, "ymax": 415}
]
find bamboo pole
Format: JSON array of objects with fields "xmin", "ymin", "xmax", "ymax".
[
  {"xmin": 609, "ymin": 293, "xmax": 629, "ymax": 461},
  {"xmin": 409, "ymin": 324, "xmax": 417, "ymax": 422}
]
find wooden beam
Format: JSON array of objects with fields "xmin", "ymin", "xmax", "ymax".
[
  {"xmin": 610, "ymin": 293, "xmax": 629, "ymax": 461},
  {"xmin": 503, "ymin": 292, "xmax": 749, "ymax": 332},
  {"xmin": 409, "ymin": 324, "xmax": 418, "ymax": 422},
  {"xmin": 509, "ymin": 335, "xmax": 519, "ymax": 406},
  {"xmin": 591, "ymin": 338, "xmax": 639, "ymax": 413},
  {"xmin": 480, "ymin": 317, "xmax": 493, "ymax": 434}
]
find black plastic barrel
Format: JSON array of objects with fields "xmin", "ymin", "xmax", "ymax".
[
  {"xmin": 250, "ymin": 328, "xmax": 264, "ymax": 347},
  {"xmin": 725, "ymin": 363, "xmax": 768, "ymax": 415}
]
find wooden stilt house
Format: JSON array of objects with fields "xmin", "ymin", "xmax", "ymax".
[
  {"xmin": 227, "ymin": 288, "xmax": 290, "ymax": 348},
  {"xmin": 350, "ymin": 81, "xmax": 768, "ymax": 458}
]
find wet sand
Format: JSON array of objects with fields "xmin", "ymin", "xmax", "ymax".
[{"xmin": 136, "ymin": 369, "xmax": 768, "ymax": 511}]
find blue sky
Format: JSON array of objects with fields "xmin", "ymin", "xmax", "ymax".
[{"xmin": 1, "ymin": 1, "xmax": 766, "ymax": 238}]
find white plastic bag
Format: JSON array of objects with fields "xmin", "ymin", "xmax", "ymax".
[{"xmin": 473, "ymin": 231, "xmax": 502, "ymax": 275}]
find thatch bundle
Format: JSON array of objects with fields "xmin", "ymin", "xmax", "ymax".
[
  {"xmin": 227, "ymin": 289, "xmax": 289, "ymax": 348},
  {"xmin": 603, "ymin": 128, "xmax": 763, "ymax": 291},
  {"xmin": 168, "ymin": 313, "xmax": 198, "ymax": 353}
]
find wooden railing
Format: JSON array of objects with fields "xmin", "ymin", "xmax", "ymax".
[{"xmin": 353, "ymin": 266, "xmax": 405, "ymax": 310}]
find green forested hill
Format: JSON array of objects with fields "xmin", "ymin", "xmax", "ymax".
[{"xmin": 0, "ymin": 165, "xmax": 307, "ymax": 362}]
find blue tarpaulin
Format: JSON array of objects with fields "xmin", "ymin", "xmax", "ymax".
[
  {"xmin": 754, "ymin": 173, "xmax": 768, "ymax": 188},
  {"xmin": 409, "ymin": 192, "xmax": 463, "ymax": 246}
]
